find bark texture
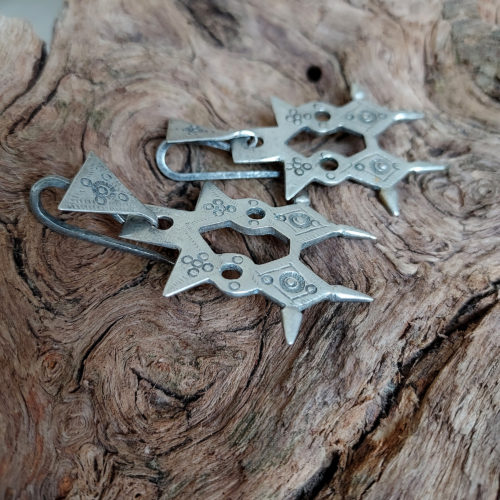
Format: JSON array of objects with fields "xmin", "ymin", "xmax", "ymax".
[{"xmin": 0, "ymin": 0, "xmax": 499, "ymax": 498}]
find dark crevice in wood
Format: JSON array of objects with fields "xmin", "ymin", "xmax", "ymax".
[
  {"xmin": 179, "ymin": 0, "xmax": 239, "ymax": 48},
  {"xmin": 79, "ymin": 116, "xmax": 89, "ymax": 164},
  {"xmin": 24, "ymin": 82, "xmax": 60, "ymax": 128},
  {"xmin": 132, "ymin": 367, "xmax": 215, "ymax": 406},
  {"xmin": 125, "ymin": 470, "xmax": 166, "ymax": 487},
  {"xmin": 105, "ymin": 260, "xmax": 158, "ymax": 301},
  {"xmin": 320, "ymin": 281, "xmax": 499, "ymax": 497},
  {"xmin": 12, "ymin": 235, "xmax": 58, "ymax": 315},
  {"xmin": 442, "ymin": 279, "xmax": 500, "ymax": 335},
  {"xmin": 244, "ymin": 324, "xmax": 266, "ymax": 390},
  {"xmin": 293, "ymin": 453, "xmax": 340, "ymax": 499},
  {"xmin": 378, "ymin": 281, "xmax": 496, "ymax": 430},
  {"xmin": 7, "ymin": 73, "xmax": 65, "ymax": 135},
  {"xmin": 12, "ymin": 236, "xmax": 42, "ymax": 299},
  {"xmin": 156, "ymin": 437, "xmax": 194, "ymax": 457},
  {"xmin": 0, "ymin": 41, "xmax": 47, "ymax": 115},
  {"xmin": 1, "ymin": 2, "xmax": 499, "ymax": 497},
  {"xmin": 224, "ymin": 314, "xmax": 267, "ymax": 333},
  {"xmin": 73, "ymin": 318, "xmax": 123, "ymax": 389}
]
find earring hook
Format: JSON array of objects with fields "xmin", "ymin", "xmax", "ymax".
[
  {"xmin": 156, "ymin": 140, "xmax": 281, "ymax": 181},
  {"xmin": 29, "ymin": 175, "xmax": 173, "ymax": 264}
]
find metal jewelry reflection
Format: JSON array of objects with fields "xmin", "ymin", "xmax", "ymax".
[
  {"xmin": 160, "ymin": 86, "xmax": 446, "ymax": 215},
  {"xmin": 33, "ymin": 153, "xmax": 375, "ymax": 344}
]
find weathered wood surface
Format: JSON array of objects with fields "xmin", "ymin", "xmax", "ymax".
[{"xmin": 0, "ymin": 0, "xmax": 499, "ymax": 498}]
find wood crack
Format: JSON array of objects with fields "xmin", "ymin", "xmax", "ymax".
[
  {"xmin": 131, "ymin": 367, "xmax": 215, "ymax": 405},
  {"xmin": 73, "ymin": 317, "xmax": 123, "ymax": 389},
  {"xmin": 0, "ymin": 41, "xmax": 47, "ymax": 116},
  {"xmin": 0, "ymin": 1, "xmax": 498, "ymax": 497},
  {"xmin": 317, "ymin": 280, "xmax": 499, "ymax": 497}
]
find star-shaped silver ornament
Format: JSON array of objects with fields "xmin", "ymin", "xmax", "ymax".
[
  {"xmin": 59, "ymin": 154, "xmax": 376, "ymax": 344},
  {"xmin": 165, "ymin": 87, "xmax": 446, "ymax": 216}
]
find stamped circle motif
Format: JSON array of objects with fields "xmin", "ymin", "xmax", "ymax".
[
  {"xmin": 289, "ymin": 213, "xmax": 312, "ymax": 228},
  {"xmin": 371, "ymin": 159, "xmax": 390, "ymax": 174},
  {"xmin": 359, "ymin": 110, "xmax": 376, "ymax": 123},
  {"xmin": 279, "ymin": 271, "xmax": 305, "ymax": 293},
  {"xmin": 286, "ymin": 108, "xmax": 307, "ymax": 126},
  {"xmin": 80, "ymin": 176, "xmax": 123, "ymax": 206},
  {"xmin": 205, "ymin": 198, "xmax": 237, "ymax": 217},
  {"xmin": 261, "ymin": 275, "xmax": 273, "ymax": 285},
  {"xmin": 286, "ymin": 157, "xmax": 312, "ymax": 177},
  {"xmin": 183, "ymin": 253, "xmax": 213, "ymax": 276}
]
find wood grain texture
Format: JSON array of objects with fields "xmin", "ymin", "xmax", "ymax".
[{"xmin": 0, "ymin": 0, "xmax": 498, "ymax": 498}]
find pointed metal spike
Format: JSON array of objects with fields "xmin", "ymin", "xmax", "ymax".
[
  {"xmin": 163, "ymin": 259, "xmax": 207, "ymax": 297},
  {"xmin": 281, "ymin": 307, "xmax": 303, "ymax": 345},
  {"xmin": 393, "ymin": 111, "xmax": 425, "ymax": 121},
  {"xmin": 335, "ymin": 224, "xmax": 377, "ymax": 240},
  {"xmin": 292, "ymin": 190, "xmax": 311, "ymax": 205},
  {"xmin": 284, "ymin": 176, "xmax": 306, "ymax": 201},
  {"xmin": 58, "ymin": 153, "xmax": 157, "ymax": 226},
  {"xmin": 378, "ymin": 187, "xmax": 400, "ymax": 217},
  {"xmin": 409, "ymin": 162, "xmax": 447, "ymax": 174},
  {"xmin": 195, "ymin": 182, "xmax": 231, "ymax": 210},
  {"xmin": 331, "ymin": 286, "xmax": 373, "ymax": 303},
  {"xmin": 350, "ymin": 84, "xmax": 366, "ymax": 101},
  {"xmin": 270, "ymin": 96, "xmax": 294, "ymax": 125}
]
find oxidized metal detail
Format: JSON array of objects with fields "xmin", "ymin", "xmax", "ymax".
[
  {"xmin": 55, "ymin": 155, "xmax": 376, "ymax": 344},
  {"xmin": 163, "ymin": 86, "xmax": 447, "ymax": 215}
]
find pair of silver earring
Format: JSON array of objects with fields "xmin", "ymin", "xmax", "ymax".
[{"xmin": 30, "ymin": 88, "xmax": 445, "ymax": 344}]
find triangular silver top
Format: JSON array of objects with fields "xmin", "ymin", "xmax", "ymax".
[{"xmin": 59, "ymin": 153, "xmax": 157, "ymax": 226}]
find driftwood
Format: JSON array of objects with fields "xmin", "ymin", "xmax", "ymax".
[{"xmin": 0, "ymin": 0, "xmax": 499, "ymax": 498}]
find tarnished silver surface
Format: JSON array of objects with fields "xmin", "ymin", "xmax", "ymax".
[
  {"xmin": 29, "ymin": 174, "xmax": 171, "ymax": 263},
  {"xmin": 163, "ymin": 87, "xmax": 446, "ymax": 215},
  {"xmin": 156, "ymin": 139, "xmax": 281, "ymax": 181},
  {"xmin": 120, "ymin": 183, "xmax": 375, "ymax": 344},
  {"xmin": 33, "ymin": 154, "xmax": 375, "ymax": 344},
  {"xmin": 59, "ymin": 152, "xmax": 159, "ymax": 226}
]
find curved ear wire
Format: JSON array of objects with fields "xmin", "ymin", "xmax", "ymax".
[
  {"xmin": 30, "ymin": 175, "xmax": 172, "ymax": 264},
  {"xmin": 156, "ymin": 139, "xmax": 280, "ymax": 181}
]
